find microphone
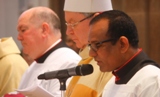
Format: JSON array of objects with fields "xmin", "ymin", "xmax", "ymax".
[{"xmin": 38, "ymin": 64, "xmax": 93, "ymax": 80}]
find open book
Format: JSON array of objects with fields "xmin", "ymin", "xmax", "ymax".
[{"xmin": 17, "ymin": 84, "xmax": 54, "ymax": 97}]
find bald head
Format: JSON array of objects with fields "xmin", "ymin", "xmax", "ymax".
[{"xmin": 19, "ymin": 7, "xmax": 61, "ymax": 31}]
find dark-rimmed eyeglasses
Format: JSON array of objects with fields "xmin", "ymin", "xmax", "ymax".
[
  {"xmin": 88, "ymin": 39, "xmax": 114, "ymax": 52},
  {"xmin": 65, "ymin": 13, "xmax": 94, "ymax": 29}
]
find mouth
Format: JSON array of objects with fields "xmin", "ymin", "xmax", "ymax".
[
  {"xmin": 94, "ymin": 59, "xmax": 102, "ymax": 65},
  {"xmin": 21, "ymin": 42, "xmax": 25, "ymax": 46},
  {"xmin": 72, "ymin": 39, "xmax": 77, "ymax": 41},
  {"xmin": 94, "ymin": 59, "xmax": 100, "ymax": 64},
  {"xmin": 97, "ymin": 61, "xmax": 101, "ymax": 65},
  {"xmin": 72, "ymin": 39, "xmax": 79, "ymax": 44}
]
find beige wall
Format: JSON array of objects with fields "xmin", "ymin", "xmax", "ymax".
[
  {"xmin": 50, "ymin": 0, "xmax": 160, "ymax": 64},
  {"xmin": 148, "ymin": 0, "xmax": 160, "ymax": 64},
  {"xmin": 112, "ymin": 0, "xmax": 160, "ymax": 64}
]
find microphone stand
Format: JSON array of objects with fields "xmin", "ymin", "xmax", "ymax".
[{"xmin": 58, "ymin": 77, "xmax": 68, "ymax": 97}]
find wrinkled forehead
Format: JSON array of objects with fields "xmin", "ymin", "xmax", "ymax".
[
  {"xmin": 64, "ymin": 11, "xmax": 85, "ymax": 21},
  {"xmin": 65, "ymin": 11, "xmax": 84, "ymax": 16}
]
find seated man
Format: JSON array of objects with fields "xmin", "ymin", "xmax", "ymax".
[
  {"xmin": 88, "ymin": 10, "xmax": 160, "ymax": 97},
  {"xmin": 64, "ymin": 0, "xmax": 113, "ymax": 96},
  {"xmin": 16, "ymin": 7, "xmax": 81, "ymax": 97}
]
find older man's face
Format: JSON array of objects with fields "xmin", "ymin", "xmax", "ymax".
[
  {"xmin": 65, "ymin": 11, "xmax": 91, "ymax": 49},
  {"xmin": 17, "ymin": 11, "xmax": 44, "ymax": 59}
]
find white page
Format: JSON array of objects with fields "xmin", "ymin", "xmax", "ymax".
[{"xmin": 17, "ymin": 84, "xmax": 54, "ymax": 97}]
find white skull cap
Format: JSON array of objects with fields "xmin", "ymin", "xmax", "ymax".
[{"xmin": 64, "ymin": 0, "xmax": 113, "ymax": 12}]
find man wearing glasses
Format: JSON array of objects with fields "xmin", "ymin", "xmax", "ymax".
[
  {"xmin": 63, "ymin": 0, "xmax": 113, "ymax": 97},
  {"xmin": 88, "ymin": 10, "xmax": 160, "ymax": 97}
]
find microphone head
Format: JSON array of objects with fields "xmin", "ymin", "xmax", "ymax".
[
  {"xmin": 76, "ymin": 64, "xmax": 93, "ymax": 76},
  {"xmin": 38, "ymin": 74, "xmax": 45, "ymax": 79}
]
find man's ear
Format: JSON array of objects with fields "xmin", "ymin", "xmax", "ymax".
[
  {"xmin": 119, "ymin": 36, "xmax": 129, "ymax": 53},
  {"xmin": 41, "ymin": 22, "xmax": 50, "ymax": 36}
]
